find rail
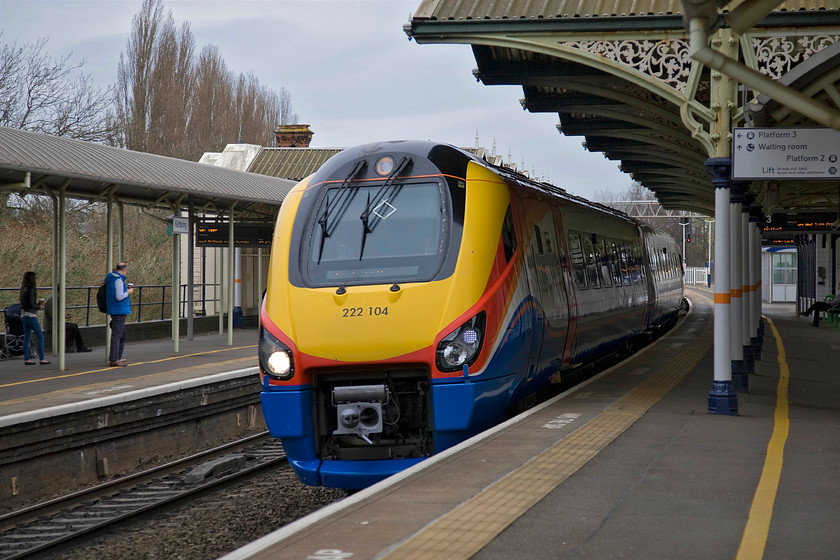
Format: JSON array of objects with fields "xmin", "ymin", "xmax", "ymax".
[{"xmin": 0, "ymin": 284, "xmax": 220, "ymax": 327}]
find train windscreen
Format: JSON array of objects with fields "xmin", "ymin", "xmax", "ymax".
[{"xmin": 304, "ymin": 181, "xmax": 448, "ymax": 286}]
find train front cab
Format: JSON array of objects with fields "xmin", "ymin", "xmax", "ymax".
[{"xmin": 260, "ymin": 144, "xmax": 535, "ymax": 489}]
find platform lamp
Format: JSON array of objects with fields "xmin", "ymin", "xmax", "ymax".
[
  {"xmin": 705, "ymin": 219, "xmax": 715, "ymax": 287},
  {"xmin": 679, "ymin": 218, "xmax": 689, "ymax": 267}
]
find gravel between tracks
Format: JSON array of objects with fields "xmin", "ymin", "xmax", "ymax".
[{"xmin": 48, "ymin": 464, "xmax": 346, "ymax": 560}]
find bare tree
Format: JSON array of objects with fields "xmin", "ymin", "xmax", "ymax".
[
  {"xmin": 115, "ymin": 0, "xmax": 298, "ymax": 160},
  {"xmin": 114, "ymin": 0, "xmax": 167, "ymax": 152},
  {"xmin": 0, "ymin": 32, "xmax": 114, "ymax": 142}
]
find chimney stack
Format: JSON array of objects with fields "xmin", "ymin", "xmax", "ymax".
[{"xmin": 275, "ymin": 124, "xmax": 314, "ymax": 147}]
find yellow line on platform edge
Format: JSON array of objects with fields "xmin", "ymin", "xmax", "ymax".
[
  {"xmin": 0, "ymin": 345, "xmax": 257, "ymax": 389},
  {"xmin": 382, "ymin": 301, "xmax": 713, "ymax": 560},
  {"xmin": 736, "ymin": 317, "xmax": 789, "ymax": 560}
]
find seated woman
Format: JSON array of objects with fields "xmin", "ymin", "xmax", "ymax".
[{"xmin": 44, "ymin": 297, "xmax": 93, "ymax": 352}]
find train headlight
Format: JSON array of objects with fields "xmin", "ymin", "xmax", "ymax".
[
  {"xmin": 259, "ymin": 328, "xmax": 294, "ymax": 380},
  {"xmin": 436, "ymin": 312, "xmax": 486, "ymax": 372}
]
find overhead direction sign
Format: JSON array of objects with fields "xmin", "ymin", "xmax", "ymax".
[{"xmin": 732, "ymin": 127, "xmax": 840, "ymax": 180}]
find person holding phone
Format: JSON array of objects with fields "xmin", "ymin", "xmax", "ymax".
[{"xmin": 103, "ymin": 262, "xmax": 135, "ymax": 367}]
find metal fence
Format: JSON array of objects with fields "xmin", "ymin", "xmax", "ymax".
[
  {"xmin": 1, "ymin": 284, "xmax": 220, "ymax": 327},
  {"xmin": 684, "ymin": 267, "xmax": 711, "ymax": 286}
]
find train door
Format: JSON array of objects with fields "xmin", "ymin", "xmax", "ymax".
[{"xmin": 527, "ymin": 207, "xmax": 569, "ymax": 383}]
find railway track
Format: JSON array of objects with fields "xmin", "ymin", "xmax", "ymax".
[{"xmin": 0, "ymin": 433, "xmax": 286, "ymax": 559}]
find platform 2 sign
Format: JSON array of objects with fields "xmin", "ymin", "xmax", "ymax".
[
  {"xmin": 732, "ymin": 127, "xmax": 840, "ymax": 180},
  {"xmin": 196, "ymin": 223, "xmax": 273, "ymax": 247}
]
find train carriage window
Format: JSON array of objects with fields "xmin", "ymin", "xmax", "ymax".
[
  {"xmin": 617, "ymin": 242, "xmax": 630, "ymax": 286},
  {"xmin": 646, "ymin": 241, "xmax": 658, "ymax": 280},
  {"xmin": 501, "ymin": 206, "xmax": 516, "ymax": 262},
  {"xmin": 631, "ymin": 244, "xmax": 645, "ymax": 285},
  {"xmin": 569, "ymin": 231, "xmax": 588, "ymax": 289},
  {"xmin": 533, "ymin": 225, "xmax": 545, "ymax": 255},
  {"xmin": 595, "ymin": 235, "xmax": 612, "ymax": 288},
  {"xmin": 581, "ymin": 233, "xmax": 601, "ymax": 288},
  {"xmin": 609, "ymin": 240, "xmax": 622, "ymax": 286}
]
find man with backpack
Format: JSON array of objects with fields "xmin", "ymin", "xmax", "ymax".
[{"xmin": 104, "ymin": 262, "xmax": 134, "ymax": 367}]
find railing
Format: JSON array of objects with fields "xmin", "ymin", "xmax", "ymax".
[
  {"xmin": 684, "ymin": 267, "xmax": 711, "ymax": 286},
  {"xmin": 1, "ymin": 284, "xmax": 220, "ymax": 327}
]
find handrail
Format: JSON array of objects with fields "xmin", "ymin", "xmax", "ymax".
[{"xmin": 0, "ymin": 284, "xmax": 221, "ymax": 327}]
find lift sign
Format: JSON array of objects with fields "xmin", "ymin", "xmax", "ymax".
[{"xmin": 732, "ymin": 127, "xmax": 840, "ymax": 180}]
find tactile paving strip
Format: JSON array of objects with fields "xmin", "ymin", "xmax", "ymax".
[{"xmin": 384, "ymin": 307, "xmax": 713, "ymax": 560}]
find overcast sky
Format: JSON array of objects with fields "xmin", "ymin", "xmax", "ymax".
[{"xmin": 0, "ymin": 0, "xmax": 635, "ymax": 200}]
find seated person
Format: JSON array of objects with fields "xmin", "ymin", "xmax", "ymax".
[{"xmin": 44, "ymin": 297, "xmax": 93, "ymax": 353}]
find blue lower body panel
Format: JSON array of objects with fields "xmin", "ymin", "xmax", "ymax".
[
  {"xmin": 318, "ymin": 457, "xmax": 427, "ymax": 489},
  {"xmin": 262, "ymin": 373, "xmax": 519, "ymax": 489},
  {"xmin": 431, "ymin": 373, "xmax": 515, "ymax": 452}
]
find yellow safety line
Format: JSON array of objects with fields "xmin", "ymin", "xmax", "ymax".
[
  {"xmin": 384, "ymin": 306, "xmax": 713, "ymax": 560},
  {"xmin": 736, "ymin": 317, "xmax": 789, "ymax": 560},
  {"xmin": 0, "ymin": 345, "xmax": 257, "ymax": 389}
]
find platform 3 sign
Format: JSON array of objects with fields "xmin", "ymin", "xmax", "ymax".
[{"xmin": 732, "ymin": 127, "xmax": 840, "ymax": 180}]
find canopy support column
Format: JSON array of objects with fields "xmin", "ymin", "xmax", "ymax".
[
  {"xmin": 707, "ymin": 158, "xmax": 738, "ymax": 415},
  {"xmin": 729, "ymin": 185, "xmax": 749, "ymax": 391}
]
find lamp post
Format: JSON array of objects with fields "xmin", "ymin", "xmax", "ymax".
[{"xmin": 705, "ymin": 219, "xmax": 715, "ymax": 287}]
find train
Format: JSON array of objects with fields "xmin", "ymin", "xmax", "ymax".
[{"xmin": 258, "ymin": 140, "xmax": 685, "ymax": 489}]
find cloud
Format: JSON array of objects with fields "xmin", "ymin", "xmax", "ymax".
[{"xmin": 0, "ymin": 0, "xmax": 633, "ymax": 199}]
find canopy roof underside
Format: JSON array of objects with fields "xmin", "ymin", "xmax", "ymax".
[{"xmin": 407, "ymin": 0, "xmax": 840, "ymax": 223}]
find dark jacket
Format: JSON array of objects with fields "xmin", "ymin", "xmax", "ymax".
[{"xmin": 20, "ymin": 286, "xmax": 39, "ymax": 313}]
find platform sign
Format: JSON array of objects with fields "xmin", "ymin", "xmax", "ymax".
[
  {"xmin": 171, "ymin": 216, "xmax": 189, "ymax": 234},
  {"xmin": 732, "ymin": 127, "xmax": 840, "ymax": 180}
]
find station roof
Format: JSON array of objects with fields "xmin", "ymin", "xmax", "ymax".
[
  {"xmin": 406, "ymin": 1, "xmax": 840, "ymax": 226},
  {"xmin": 0, "ymin": 126, "xmax": 296, "ymax": 217},
  {"xmin": 248, "ymin": 147, "xmax": 344, "ymax": 181}
]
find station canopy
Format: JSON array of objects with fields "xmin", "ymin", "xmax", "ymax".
[
  {"xmin": 406, "ymin": 0, "xmax": 840, "ymax": 228},
  {"xmin": 0, "ymin": 126, "xmax": 296, "ymax": 218}
]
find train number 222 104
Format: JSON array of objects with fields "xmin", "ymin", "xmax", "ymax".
[{"xmin": 342, "ymin": 306, "xmax": 389, "ymax": 318}]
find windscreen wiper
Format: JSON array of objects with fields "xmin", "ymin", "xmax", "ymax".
[
  {"xmin": 316, "ymin": 193, "xmax": 330, "ymax": 264},
  {"xmin": 358, "ymin": 156, "xmax": 412, "ymax": 260},
  {"xmin": 316, "ymin": 159, "xmax": 367, "ymax": 264}
]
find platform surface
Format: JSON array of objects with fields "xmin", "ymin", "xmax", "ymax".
[{"xmin": 223, "ymin": 286, "xmax": 840, "ymax": 560}]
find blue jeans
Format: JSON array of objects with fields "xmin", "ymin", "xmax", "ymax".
[
  {"xmin": 109, "ymin": 314, "xmax": 127, "ymax": 362},
  {"xmin": 22, "ymin": 315, "xmax": 45, "ymax": 361}
]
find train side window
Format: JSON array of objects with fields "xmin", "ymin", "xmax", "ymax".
[
  {"xmin": 533, "ymin": 225, "xmax": 545, "ymax": 255},
  {"xmin": 502, "ymin": 206, "xmax": 516, "ymax": 262},
  {"xmin": 632, "ymin": 244, "xmax": 645, "ymax": 285},
  {"xmin": 617, "ymin": 242, "xmax": 629, "ymax": 285},
  {"xmin": 581, "ymin": 233, "xmax": 601, "ymax": 288},
  {"xmin": 569, "ymin": 231, "xmax": 588, "ymax": 289},
  {"xmin": 646, "ymin": 241, "xmax": 658, "ymax": 280},
  {"xmin": 609, "ymin": 240, "xmax": 622, "ymax": 286},
  {"xmin": 595, "ymin": 235, "xmax": 612, "ymax": 288}
]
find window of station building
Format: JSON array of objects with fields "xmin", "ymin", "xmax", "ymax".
[
  {"xmin": 581, "ymin": 233, "xmax": 601, "ymax": 288},
  {"xmin": 569, "ymin": 231, "xmax": 588, "ymax": 289},
  {"xmin": 772, "ymin": 252, "xmax": 797, "ymax": 284}
]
